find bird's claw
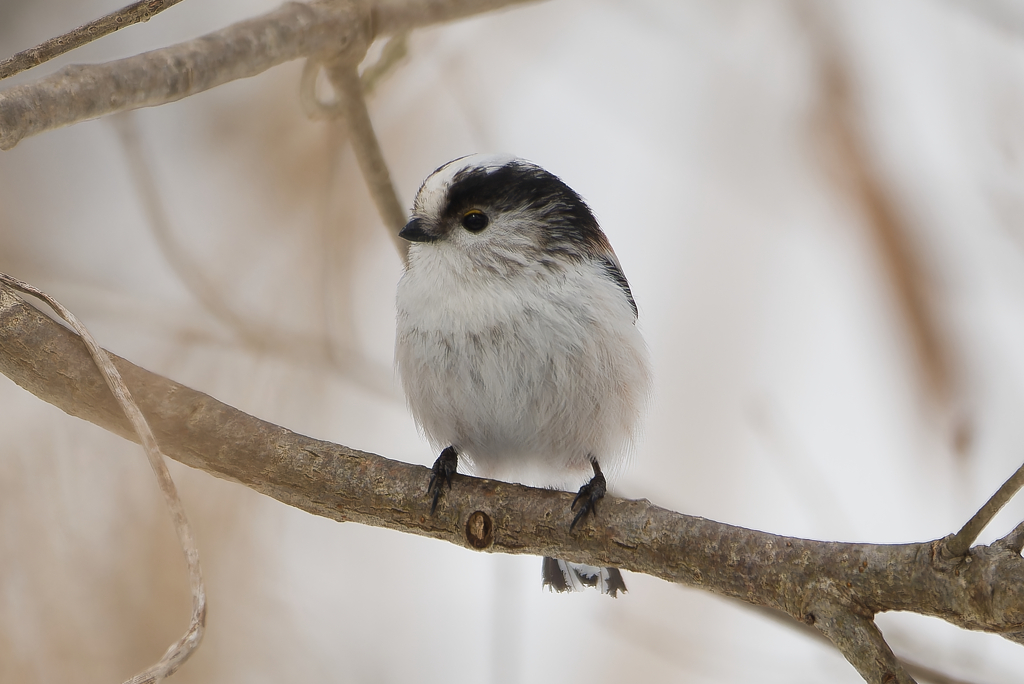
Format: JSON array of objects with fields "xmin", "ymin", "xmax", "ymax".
[
  {"xmin": 428, "ymin": 446, "xmax": 459, "ymax": 514},
  {"xmin": 570, "ymin": 461, "xmax": 607, "ymax": 531}
]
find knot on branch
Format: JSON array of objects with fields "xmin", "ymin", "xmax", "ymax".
[
  {"xmin": 932, "ymin": 535, "xmax": 971, "ymax": 573},
  {"xmin": 465, "ymin": 511, "xmax": 494, "ymax": 549}
]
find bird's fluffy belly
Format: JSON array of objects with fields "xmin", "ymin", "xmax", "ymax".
[{"xmin": 396, "ymin": 275, "xmax": 645, "ymax": 487}]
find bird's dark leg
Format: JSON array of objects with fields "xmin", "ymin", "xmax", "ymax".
[
  {"xmin": 427, "ymin": 446, "xmax": 459, "ymax": 514},
  {"xmin": 570, "ymin": 457, "xmax": 607, "ymax": 531}
]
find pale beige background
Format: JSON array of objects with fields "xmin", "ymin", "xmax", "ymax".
[{"xmin": 2, "ymin": 1, "xmax": 1024, "ymax": 682}]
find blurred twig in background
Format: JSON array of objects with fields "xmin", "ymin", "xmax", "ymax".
[
  {"xmin": 799, "ymin": 1, "xmax": 959, "ymax": 410},
  {"xmin": 110, "ymin": 110, "xmax": 396, "ymax": 397},
  {"xmin": 112, "ymin": 111, "xmax": 268, "ymax": 347}
]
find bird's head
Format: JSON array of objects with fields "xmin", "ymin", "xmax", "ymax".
[{"xmin": 400, "ymin": 154, "xmax": 612, "ymax": 273}]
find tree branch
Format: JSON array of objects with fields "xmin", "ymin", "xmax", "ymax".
[
  {"xmin": 2, "ymin": 280, "xmax": 1024, "ymax": 684},
  {"xmin": 745, "ymin": 601, "xmax": 986, "ymax": 684},
  {"xmin": 0, "ymin": 2, "xmax": 353, "ymax": 150},
  {"xmin": 0, "ymin": 0, "xmax": 189, "ymax": 81},
  {"xmin": 0, "ymin": 0, "xmax": 535, "ymax": 150},
  {"xmin": 944, "ymin": 461, "xmax": 1024, "ymax": 558},
  {"xmin": 810, "ymin": 601, "xmax": 916, "ymax": 683}
]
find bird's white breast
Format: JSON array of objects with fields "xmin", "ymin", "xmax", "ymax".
[{"xmin": 395, "ymin": 243, "xmax": 649, "ymax": 488}]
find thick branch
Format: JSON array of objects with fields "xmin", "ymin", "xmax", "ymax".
[
  {"xmin": 0, "ymin": 2, "xmax": 360, "ymax": 150},
  {"xmin": 0, "ymin": 0, "xmax": 535, "ymax": 150},
  {"xmin": 2, "ymin": 282, "xmax": 1024, "ymax": 682}
]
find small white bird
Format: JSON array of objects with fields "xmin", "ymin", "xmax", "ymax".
[{"xmin": 395, "ymin": 154, "xmax": 651, "ymax": 595}]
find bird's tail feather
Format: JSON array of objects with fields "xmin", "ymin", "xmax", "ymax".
[{"xmin": 542, "ymin": 557, "xmax": 627, "ymax": 597}]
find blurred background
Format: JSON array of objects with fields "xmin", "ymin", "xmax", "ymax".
[{"xmin": 3, "ymin": 0, "xmax": 1024, "ymax": 681}]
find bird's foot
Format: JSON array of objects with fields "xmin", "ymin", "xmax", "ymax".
[
  {"xmin": 428, "ymin": 446, "xmax": 459, "ymax": 514},
  {"xmin": 570, "ymin": 459, "xmax": 606, "ymax": 531}
]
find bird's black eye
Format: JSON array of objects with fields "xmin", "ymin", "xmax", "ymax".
[{"xmin": 461, "ymin": 210, "xmax": 489, "ymax": 233}]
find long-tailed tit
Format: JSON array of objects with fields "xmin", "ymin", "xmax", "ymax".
[{"xmin": 395, "ymin": 154, "xmax": 651, "ymax": 596}]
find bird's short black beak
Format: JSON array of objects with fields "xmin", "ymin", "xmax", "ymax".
[{"xmin": 399, "ymin": 218, "xmax": 438, "ymax": 243}]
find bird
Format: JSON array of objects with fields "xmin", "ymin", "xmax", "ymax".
[{"xmin": 395, "ymin": 154, "xmax": 651, "ymax": 596}]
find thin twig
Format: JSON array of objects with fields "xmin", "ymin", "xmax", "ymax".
[
  {"xmin": 945, "ymin": 461, "xmax": 1024, "ymax": 558},
  {"xmin": 0, "ymin": 275, "xmax": 205, "ymax": 683},
  {"xmin": 325, "ymin": 60, "xmax": 410, "ymax": 261},
  {"xmin": 0, "ymin": 0, "xmax": 188, "ymax": 82}
]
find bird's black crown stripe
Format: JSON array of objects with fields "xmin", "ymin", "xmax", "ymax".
[{"xmin": 442, "ymin": 161, "xmax": 609, "ymax": 256}]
